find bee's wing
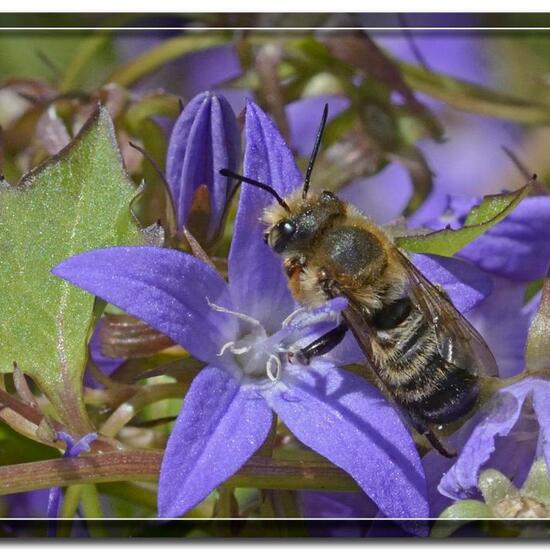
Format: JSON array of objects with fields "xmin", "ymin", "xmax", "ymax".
[{"xmin": 395, "ymin": 250, "xmax": 498, "ymax": 377}]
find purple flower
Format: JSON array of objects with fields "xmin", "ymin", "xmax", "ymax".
[
  {"xmin": 84, "ymin": 320, "xmax": 124, "ymax": 389},
  {"xmin": 47, "ymin": 432, "xmax": 97, "ymax": 536},
  {"xmin": 411, "ymin": 193, "xmax": 550, "ymax": 283},
  {"xmin": 438, "ymin": 376, "xmax": 550, "ymax": 502},
  {"xmin": 166, "ymin": 91, "xmax": 241, "ymax": 241},
  {"xmin": 285, "ymin": 94, "xmax": 415, "ymax": 224},
  {"xmin": 54, "ymin": 99, "xmax": 430, "ymax": 522},
  {"xmin": 369, "ymin": 31, "xmax": 523, "ymax": 200}
]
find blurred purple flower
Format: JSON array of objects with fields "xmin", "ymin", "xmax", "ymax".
[
  {"xmin": 368, "ymin": 31, "xmax": 523, "ymax": 197},
  {"xmin": 116, "ymin": 22, "xmax": 242, "ymax": 101},
  {"xmin": 338, "ymin": 163, "xmax": 413, "ymax": 225},
  {"xmin": 166, "ymin": 91, "xmax": 241, "ymax": 241},
  {"xmin": 286, "ymin": 95, "xmax": 349, "ymax": 157},
  {"xmin": 47, "ymin": 432, "xmax": 97, "ymax": 536},
  {"xmin": 301, "ymin": 491, "xmax": 375, "ymax": 537},
  {"xmin": 285, "ymin": 94, "xmax": 414, "ymax": 224},
  {"xmin": 5, "ymin": 489, "xmax": 50, "ymax": 519},
  {"xmin": 438, "ymin": 376, "xmax": 550, "ymax": 501},
  {"xmin": 54, "ymin": 100, "xmax": 430, "ymax": 523},
  {"xmin": 467, "ymin": 278, "xmax": 536, "ymax": 377},
  {"xmin": 373, "ymin": 27, "xmax": 490, "ymax": 87}
]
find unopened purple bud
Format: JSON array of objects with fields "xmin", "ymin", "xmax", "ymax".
[{"xmin": 166, "ymin": 91, "xmax": 241, "ymax": 242}]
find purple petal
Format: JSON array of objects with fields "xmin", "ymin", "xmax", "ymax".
[
  {"xmin": 263, "ymin": 297, "xmax": 348, "ymax": 350},
  {"xmin": 375, "ymin": 31, "xmax": 491, "ymax": 87},
  {"xmin": 47, "ymin": 487, "xmax": 62, "ymax": 528},
  {"xmin": 339, "ymin": 163, "xmax": 413, "ymax": 225},
  {"xmin": 158, "ymin": 365, "xmax": 272, "ymax": 517},
  {"xmin": 166, "ymin": 91, "xmax": 241, "ymax": 239},
  {"xmin": 68, "ymin": 433, "xmax": 97, "ymax": 457},
  {"xmin": 458, "ymin": 197, "xmax": 550, "ymax": 282},
  {"xmin": 408, "ymin": 191, "xmax": 478, "ymax": 231},
  {"xmin": 407, "ymin": 189, "xmax": 452, "ymax": 229},
  {"xmin": 438, "ymin": 378, "xmax": 534, "ymax": 500},
  {"xmin": 286, "ymin": 94, "xmax": 350, "ymax": 157},
  {"xmin": 412, "ymin": 254, "xmax": 493, "ymax": 313},
  {"xmin": 266, "ymin": 364, "xmax": 428, "ymax": 519},
  {"xmin": 53, "ymin": 247, "xmax": 236, "ymax": 363},
  {"xmin": 466, "ymin": 278, "xmax": 531, "ymax": 377},
  {"xmin": 532, "ymin": 379, "xmax": 550, "ymax": 473},
  {"xmin": 85, "ymin": 320, "xmax": 124, "ymax": 388},
  {"xmin": 419, "ymin": 114, "xmax": 520, "ymax": 196},
  {"xmin": 6, "ymin": 489, "xmax": 50, "ymax": 518},
  {"xmin": 325, "ymin": 331, "xmax": 365, "ymax": 367},
  {"xmin": 56, "ymin": 431, "xmax": 97, "ymax": 458},
  {"xmin": 228, "ymin": 100, "xmax": 302, "ymax": 331},
  {"xmin": 178, "ymin": 45, "xmax": 242, "ymax": 99},
  {"xmin": 300, "ymin": 490, "xmax": 377, "ymax": 519},
  {"xmin": 300, "ymin": 491, "xmax": 375, "ymax": 536}
]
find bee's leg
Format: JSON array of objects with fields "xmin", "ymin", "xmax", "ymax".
[
  {"xmin": 408, "ymin": 413, "xmax": 457, "ymax": 458},
  {"xmin": 289, "ymin": 322, "xmax": 348, "ymax": 365},
  {"xmin": 424, "ymin": 430, "xmax": 457, "ymax": 459}
]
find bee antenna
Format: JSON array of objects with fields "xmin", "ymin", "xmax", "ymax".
[
  {"xmin": 219, "ymin": 169, "xmax": 291, "ymax": 213},
  {"xmin": 302, "ymin": 103, "xmax": 329, "ymax": 199}
]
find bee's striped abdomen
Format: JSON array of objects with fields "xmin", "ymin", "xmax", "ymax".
[{"xmin": 372, "ymin": 300, "xmax": 480, "ymax": 426}]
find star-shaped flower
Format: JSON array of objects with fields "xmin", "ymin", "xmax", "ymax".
[{"xmin": 53, "ymin": 99, "xmax": 432, "ymax": 522}]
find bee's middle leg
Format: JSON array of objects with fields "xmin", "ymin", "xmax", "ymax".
[{"xmin": 289, "ymin": 322, "xmax": 348, "ymax": 365}]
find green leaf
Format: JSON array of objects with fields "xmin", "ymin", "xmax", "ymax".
[
  {"xmin": 431, "ymin": 500, "xmax": 493, "ymax": 537},
  {"xmin": 0, "ymin": 107, "xmax": 140, "ymax": 434},
  {"xmin": 525, "ymin": 270, "xmax": 550, "ymax": 372},
  {"xmin": 396, "ymin": 184, "xmax": 530, "ymax": 256}
]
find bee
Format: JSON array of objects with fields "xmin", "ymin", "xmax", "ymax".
[{"xmin": 220, "ymin": 105, "xmax": 497, "ymax": 457}]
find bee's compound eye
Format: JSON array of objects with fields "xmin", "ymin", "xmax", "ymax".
[
  {"xmin": 268, "ymin": 220, "xmax": 296, "ymax": 253},
  {"xmin": 281, "ymin": 221, "xmax": 296, "ymax": 237}
]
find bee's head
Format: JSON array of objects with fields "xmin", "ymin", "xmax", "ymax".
[
  {"xmin": 220, "ymin": 104, "xmax": 334, "ymax": 256},
  {"xmin": 263, "ymin": 190, "xmax": 344, "ymax": 255}
]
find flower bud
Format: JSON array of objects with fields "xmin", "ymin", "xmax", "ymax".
[{"xmin": 166, "ymin": 91, "xmax": 241, "ymax": 245}]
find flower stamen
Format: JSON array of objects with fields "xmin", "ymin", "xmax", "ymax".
[
  {"xmin": 217, "ymin": 340, "xmax": 252, "ymax": 357},
  {"xmin": 266, "ymin": 354, "xmax": 282, "ymax": 382},
  {"xmin": 206, "ymin": 297, "xmax": 262, "ymax": 327}
]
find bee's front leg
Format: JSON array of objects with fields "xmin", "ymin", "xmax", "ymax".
[
  {"xmin": 288, "ymin": 322, "xmax": 348, "ymax": 365},
  {"xmin": 284, "ymin": 255, "xmax": 306, "ymax": 301}
]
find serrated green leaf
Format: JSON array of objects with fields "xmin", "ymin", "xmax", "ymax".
[
  {"xmin": 0, "ymin": 107, "xmax": 140, "ymax": 434},
  {"xmin": 526, "ymin": 271, "xmax": 550, "ymax": 372},
  {"xmin": 396, "ymin": 184, "xmax": 530, "ymax": 256}
]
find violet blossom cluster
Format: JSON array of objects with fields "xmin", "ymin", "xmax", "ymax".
[{"xmin": 53, "ymin": 83, "xmax": 550, "ymax": 533}]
